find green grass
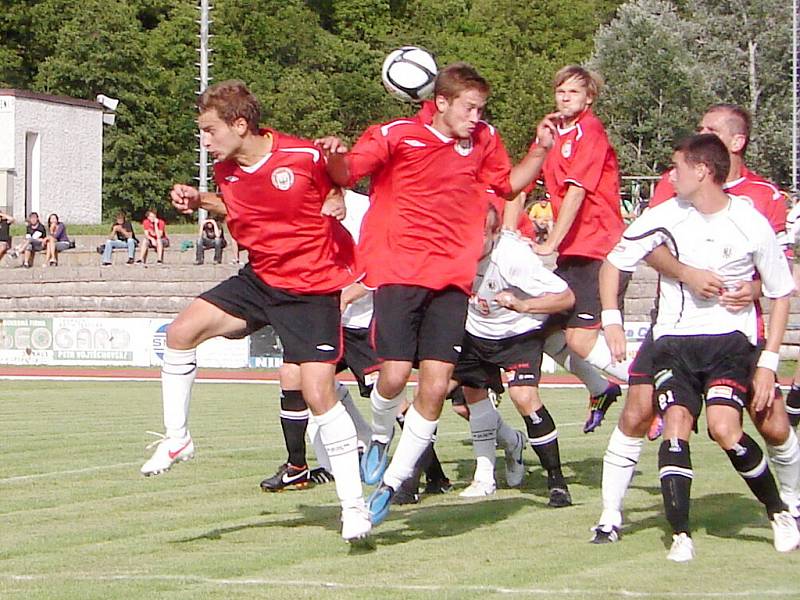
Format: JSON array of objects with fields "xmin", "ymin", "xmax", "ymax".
[{"xmin": 1, "ymin": 382, "xmax": 799, "ymax": 599}]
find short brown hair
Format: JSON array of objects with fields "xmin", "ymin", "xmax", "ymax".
[
  {"xmin": 434, "ymin": 62, "xmax": 490, "ymax": 100},
  {"xmin": 705, "ymin": 103, "xmax": 751, "ymax": 150},
  {"xmin": 553, "ymin": 65, "xmax": 603, "ymax": 100},
  {"xmin": 197, "ymin": 80, "xmax": 261, "ymax": 134},
  {"xmin": 674, "ymin": 134, "xmax": 730, "ymax": 185}
]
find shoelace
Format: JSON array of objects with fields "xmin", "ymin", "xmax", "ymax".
[{"xmin": 144, "ymin": 431, "xmax": 167, "ymax": 451}]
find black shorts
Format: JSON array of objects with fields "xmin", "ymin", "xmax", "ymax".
[
  {"xmin": 628, "ymin": 328, "xmax": 656, "ymax": 386},
  {"xmin": 338, "ymin": 326, "xmax": 380, "ymax": 398},
  {"xmin": 372, "ymin": 284, "xmax": 468, "ymax": 364},
  {"xmin": 453, "ymin": 330, "xmax": 545, "ymax": 389},
  {"xmin": 198, "ymin": 264, "xmax": 342, "ymax": 364},
  {"xmin": 552, "ymin": 257, "xmax": 630, "ymax": 329},
  {"xmin": 651, "ymin": 332, "xmax": 754, "ymax": 419}
]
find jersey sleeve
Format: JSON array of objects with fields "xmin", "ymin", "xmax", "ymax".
[
  {"xmin": 345, "ymin": 123, "xmax": 393, "ymax": 186},
  {"xmin": 648, "ymin": 173, "xmax": 675, "ymax": 207},
  {"xmin": 478, "ymin": 126, "xmax": 512, "ymax": 197},
  {"xmin": 606, "ymin": 205, "xmax": 671, "ymax": 272},
  {"xmin": 753, "ymin": 218, "xmax": 795, "ymax": 299},
  {"xmin": 563, "ymin": 121, "xmax": 610, "ymax": 193}
]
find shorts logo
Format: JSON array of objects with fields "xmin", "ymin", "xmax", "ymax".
[
  {"xmin": 561, "ymin": 140, "xmax": 573, "ymax": 158},
  {"xmin": 454, "ymin": 138, "xmax": 473, "ymax": 157},
  {"xmin": 316, "ymin": 344, "xmax": 335, "ymax": 352},
  {"xmin": 577, "ymin": 313, "xmax": 594, "ymax": 320},
  {"xmin": 453, "ymin": 345, "xmax": 462, "ymax": 353},
  {"xmin": 706, "ymin": 385, "xmax": 733, "ymax": 401},
  {"xmin": 271, "ymin": 167, "xmax": 295, "ymax": 191},
  {"xmin": 224, "ymin": 175, "xmax": 239, "ymax": 183}
]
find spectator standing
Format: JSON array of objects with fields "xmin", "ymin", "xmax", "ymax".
[
  {"xmin": 194, "ymin": 217, "xmax": 227, "ymax": 265},
  {"xmin": 137, "ymin": 209, "xmax": 169, "ymax": 264}
]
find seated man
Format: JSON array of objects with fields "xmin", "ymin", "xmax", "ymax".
[
  {"xmin": 11, "ymin": 212, "xmax": 46, "ymax": 268},
  {"xmin": 194, "ymin": 217, "xmax": 227, "ymax": 265},
  {"xmin": 0, "ymin": 210, "xmax": 15, "ymax": 261},
  {"xmin": 101, "ymin": 211, "xmax": 138, "ymax": 265},
  {"xmin": 137, "ymin": 209, "xmax": 169, "ymax": 264}
]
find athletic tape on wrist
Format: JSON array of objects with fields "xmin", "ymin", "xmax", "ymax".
[
  {"xmin": 601, "ymin": 309, "xmax": 623, "ymax": 328},
  {"xmin": 757, "ymin": 350, "xmax": 779, "ymax": 373}
]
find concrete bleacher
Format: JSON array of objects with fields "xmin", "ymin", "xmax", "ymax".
[{"xmin": 1, "ymin": 234, "xmax": 799, "ymax": 356}]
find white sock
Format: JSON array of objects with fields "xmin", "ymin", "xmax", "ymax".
[
  {"xmin": 599, "ymin": 426, "xmax": 644, "ymax": 528},
  {"xmin": 306, "ymin": 415, "xmax": 331, "ymax": 472},
  {"xmin": 495, "ymin": 413, "xmax": 518, "ymax": 450},
  {"xmin": 767, "ymin": 428, "xmax": 800, "ymax": 515},
  {"xmin": 370, "ymin": 385, "xmax": 404, "ymax": 443},
  {"xmin": 336, "ymin": 382, "xmax": 372, "ymax": 449},
  {"xmin": 468, "ymin": 399, "xmax": 498, "ymax": 483},
  {"xmin": 316, "ymin": 402, "xmax": 363, "ymax": 508},
  {"xmin": 161, "ymin": 346, "xmax": 196, "ymax": 439},
  {"xmin": 383, "ymin": 405, "xmax": 438, "ymax": 490},
  {"xmin": 585, "ymin": 336, "xmax": 631, "ymax": 382}
]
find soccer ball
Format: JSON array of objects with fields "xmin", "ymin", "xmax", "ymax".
[{"xmin": 381, "ymin": 46, "xmax": 438, "ymax": 103}]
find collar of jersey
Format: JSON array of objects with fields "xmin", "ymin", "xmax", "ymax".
[{"xmin": 424, "ymin": 123, "xmax": 454, "ymax": 143}]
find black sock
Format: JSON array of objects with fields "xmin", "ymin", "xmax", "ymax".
[
  {"xmin": 787, "ymin": 385, "xmax": 800, "ymax": 428},
  {"xmin": 658, "ymin": 438, "xmax": 693, "ymax": 535},
  {"xmin": 725, "ymin": 433, "xmax": 786, "ymax": 518},
  {"xmin": 280, "ymin": 389, "xmax": 308, "ymax": 467},
  {"xmin": 524, "ymin": 406, "xmax": 564, "ymax": 486}
]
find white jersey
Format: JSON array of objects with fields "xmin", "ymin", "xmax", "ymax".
[
  {"xmin": 607, "ymin": 195, "xmax": 794, "ymax": 344},
  {"xmin": 341, "ymin": 190, "xmax": 373, "ymax": 330},
  {"xmin": 467, "ymin": 231, "xmax": 569, "ymax": 340},
  {"xmin": 786, "ymin": 202, "xmax": 800, "ymax": 244}
]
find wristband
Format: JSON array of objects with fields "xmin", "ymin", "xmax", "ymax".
[
  {"xmin": 601, "ymin": 309, "xmax": 623, "ymax": 328},
  {"xmin": 757, "ymin": 350, "xmax": 780, "ymax": 373}
]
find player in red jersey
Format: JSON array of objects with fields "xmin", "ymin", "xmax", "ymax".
[
  {"xmin": 591, "ymin": 104, "xmax": 799, "ymax": 543},
  {"xmin": 318, "ymin": 62, "xmax": 556, "ymax": 525},
  {"xmin": 529, "ymin": 66, "xmax": 630, "ymax": 387},
  {"xmin": 140, "ymin": 80, "xmax": 371, "ymax": 543}
]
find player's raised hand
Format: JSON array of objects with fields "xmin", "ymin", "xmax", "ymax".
[
  {"xmin": 315, "ymin": 136, "xmax": 349, "ymax": 157},
  {"xmin": 321, "ymin": 187, "xmax": 346, "ymax": 221},
  {"xmin": 171, "ymin": 184, "xmax": 200, "ymax": 215},
  {"xmin": 535, "ymin": 113, "xmax": 560, "ymax": 150}
]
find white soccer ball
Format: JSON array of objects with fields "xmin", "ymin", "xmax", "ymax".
[{"xmin": 381, "ymin": 46, "xmax": 438, "ymax": 103}]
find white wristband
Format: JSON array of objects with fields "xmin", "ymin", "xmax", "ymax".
[
  {"xmin": 601, "ymin": 309, "xmax": 623, "ymax": 328},
  {"xmin": 757, "ymin": 350, "xmax": 780, "ymax": 373}
]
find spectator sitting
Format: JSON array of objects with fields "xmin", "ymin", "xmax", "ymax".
[
  {"xmin": 44, "ymin": 213, "xmax": 72, "ymax": 266},
  {"xmin": 528, "ymin": 196, "xmax": 553, "ymax": 244},
  {"xmin": 195, "ymin": 217, "xmax": 227, "ymax": 265},
  {"xmin": 136, "ymin": 208, "xmax": 169, "ymax": 264},
  {"xmin": 101, "ymin": 211, "xmax": 138, "ymax": 266},
  {"xmin": 0, "ymin": 210, "xmax": 15, "ymax": 262},
  {"xmin": 10, "ymin": 212, "xmax": 46, "ymax": 268}
]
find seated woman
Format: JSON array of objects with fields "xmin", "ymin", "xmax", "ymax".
[
  {"xmin": 194, "ymin": 217, "xmax": 227, "ymax": 265},
  {"xmin": 44, "ymin": 213, "xmax": 72, "ymax": 266},
  {"xmin": 136, "ymin": 209, "xmax": 169, "ymax": 264}
]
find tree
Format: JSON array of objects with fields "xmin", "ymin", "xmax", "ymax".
[{"xmin": 590, "ymin": 0, "xmax": 712, "ymax": 176}]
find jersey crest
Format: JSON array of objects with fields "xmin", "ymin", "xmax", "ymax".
[{"xmin": 271, "ymin": 167, "xmax": 295, "ymax": 191}]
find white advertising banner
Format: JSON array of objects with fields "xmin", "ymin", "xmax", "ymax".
[{"xmin": 0, "ymin": 316, "xmax": 249, "ymax": 368}]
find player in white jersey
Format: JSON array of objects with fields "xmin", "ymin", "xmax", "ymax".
[
  {"xmin": 452, "ymin": 204, "xmax": 576, "ymax": 505},
  {"xmin": 599, "ymin": 134, "xmax": 799, "ymax": 561}
]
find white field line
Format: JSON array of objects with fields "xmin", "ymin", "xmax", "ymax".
[
  {"xmin": 0, "ymin": 445, "xmax": 265, "ymax": 484},
  {"xmin": 2, "ymin": 573, "xmax": 798, "ymax": 597}
]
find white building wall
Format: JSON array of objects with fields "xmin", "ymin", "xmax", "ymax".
[{"xmin": 1, "ymin": 93, "xmax": 103, "ymax": 224}]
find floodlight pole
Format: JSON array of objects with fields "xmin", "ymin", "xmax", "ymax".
[
  {"xmin": 196, "ymin": 0, "xmax": 212, "ymax": 222},
  {"xmin": 792, "ymin": 0, "xmax": 799, "ymax": 196}
]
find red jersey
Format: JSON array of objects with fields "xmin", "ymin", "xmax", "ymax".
[
  {"xmin": 214, "ymin": 129, "xmax": 355, "ymax": 294},
  {"xmin": 537, "ymin": 108, "xmax": 624, "ymax": 260},
  {"xmin": 347, "ymin": 102, "xmax": 512, "ymax": 293},
  {"xmin": 650, "ymin": 167, "xmax": 787, "ymax": 240},
  {"xmin": 142, "ymin": 218, "xmax": 167, "ymax": 239}
]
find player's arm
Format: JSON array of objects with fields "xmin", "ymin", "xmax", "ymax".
[
  {"xmin": 508, "ymin": 113, "xmax": 558, "ymax": 196},
  {"xmin": 598, "ymin": 259, "xmax": 626, "ymax": 362},
  {"xmin": 494, "ymin": 288, "xmax": 574, "ymax": 314},
  {"xmin": 752, "ymin": 294, "xmax": 790, "ymax": 411},
  {"xmin": 502, "ymin": 192, "xmax": 524, "ymax": 231},
  {"xmin": 644, "ymin": 245, "xmax": 723, "ymax": 299},
  {"xmin": 534, "ymin": 184, "xmax": 585, "ymax": 256},
  {"xmin": 316, "ymin": 137, "xmax": 350, "ymax": 186}
]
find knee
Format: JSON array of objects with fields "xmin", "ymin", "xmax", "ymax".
[
  {"xmin": 165, "ymin": 319, "xmax": 198, "ymax": 350},
  {"xmin": 707, "ymin": 419, "xmax": 741, "ymax": 449},
  {"xmin": 618, "ymin": 385, "xmax": 654, "ymax": 437},
  {"xmin": 378, "ymin": 369, "xmax": 410, "ymax": 398}
]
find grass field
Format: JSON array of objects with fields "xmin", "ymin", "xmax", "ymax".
[{"xmin": 2, "ymin": 381, "xmax": 800, "ymax": 599}]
